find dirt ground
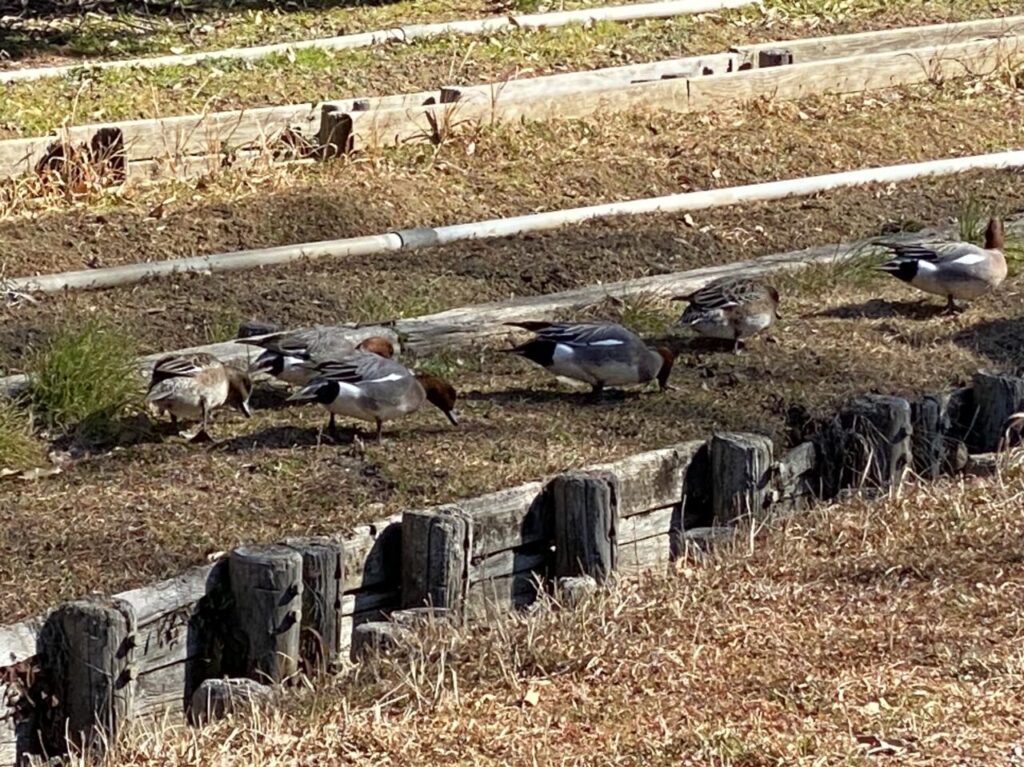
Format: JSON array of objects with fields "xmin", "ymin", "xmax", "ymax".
[{"xmin": 2, "ymin": 202, "xmax": 1024, "ymax": 622}]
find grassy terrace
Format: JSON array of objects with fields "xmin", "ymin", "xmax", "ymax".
[
  {"xmin": 0, "ymin": 0, "xmax": 1017, "ymax": 137},
  {"xmin": 0, "ymin": 0, "xmax": 641, "ymax": 64},
  {"xmin": 1, "ymin": 186, "xmax": 1023, "ymax": 620},
  {"xmin": 1, "ymin": 68, "xmax": 1023, "ymax": 271},
  {"xmin": 85, "ymin": 469, "xmax": 1024, "ymax": 765}
]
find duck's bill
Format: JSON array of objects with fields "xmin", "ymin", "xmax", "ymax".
[{"xmin": 446, "ymin": 409, "xmax": 460, "ymax": 426}]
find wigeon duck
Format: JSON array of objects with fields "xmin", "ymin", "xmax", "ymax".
[
  {"xmin": 504, "ymin": 320, "xmax": 674, "ymax": 394},
  {"xmin": 876, "ymin": 217, "xmax": 1007, "ymax": 314},
  {"xmin": 287, "ymin": 353, "xmax": 458, "ymax": 441},
  {"xmin": 673, "ymin": 276, "xmax": 781, "ymax": 353},
  {"xmin": 240, "ymin": 327, "xmax": 395, "ymax": 386},
  {"xmin": 146, "ymin": 352, "xmax": 253, "ymax": 437}
]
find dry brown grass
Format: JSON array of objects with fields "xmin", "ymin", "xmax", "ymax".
[{"xmin": 75, "ymin": 465, "xmax": 1024, "ymax": 766}]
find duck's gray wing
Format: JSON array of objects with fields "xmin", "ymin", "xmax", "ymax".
[{"xmin": 533, "ymin": 322, "xmax": 641, "ymax": 347}]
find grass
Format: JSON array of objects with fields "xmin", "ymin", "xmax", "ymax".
[
  {"xmin": 0, "ymin": 0, "xmax": 1017, "ymax": 138},
  {"xmin": 74, "ymin": 466, "xmax": 1024, "ymax": 764},
  {"xmin": 0, "ymin": 399, "xmax": 44, "ymax": 471},
  {"xmin": 27, "ymin": 321, "xmax": 140, "ymax": 440}
]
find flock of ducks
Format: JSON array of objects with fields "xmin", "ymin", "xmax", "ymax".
[{"xmin": 144, "ymin": 217, "xmax": 1009, "ymax": 442}]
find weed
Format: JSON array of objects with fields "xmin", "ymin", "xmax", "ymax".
[
  {"xmin": 958, "ymin": 195, "xmax": 988, "ymax": 243},
  {"xmin": 773, "ymin": 244, "xmax": 885, "ymax": 298},
  {"xmin": 345, "ymin": 285, "xmax": 446, "ymax": 324},
  {"xmin": 581, "ymin": 291, "xmax": 675, "ymax": 336},
  {"xmin": 27, "ymin": 321, "xmax": 140, "ymax": 440},
  {"xmin": 0, "ymin": 399, "xmax": 44, "ymax": 471}
]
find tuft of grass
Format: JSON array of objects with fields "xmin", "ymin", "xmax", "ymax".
[
  {"xmin": 0, "ymin": 399, "xmax": 45, "ymax": 471},
  {"xmin": 957, "ymin": 195, "xmax": 988, "ymax": 243},
  {"xmin": 27, "ymin": 322, "xmax": 140, "ymax": 440},
  {"xmin": 774, "ymin": 244, "xmax": 885, "ymax": 298},
  {"xmin": 345, "ymin": 285, "xmax": 446, "ymax": 324},
  {"xmin": 582, "ymin": 291, "xmax": 675, "ymax": 337}
]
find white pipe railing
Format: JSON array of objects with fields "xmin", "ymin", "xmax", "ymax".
[{"xmin": 6, "ymin": 149, "xmax": 1024, "ymax": 295}]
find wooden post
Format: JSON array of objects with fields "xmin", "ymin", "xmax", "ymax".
[
  {"xmin": 824, "ymin": 394, "xmax": 912, "ymax": 494},
  {"xmin": 968, "ymin": 370, "xmax": 1024, "ymax": 453},
  {"xmin": 188, "ymin": 677, "xmax": 271, "ymax": 725},
  {"xmin": 439, "ymin": 86, "xmax": 463, "ymax": 103},
  {"xmin": 758, "ymin": 48, "xmax": 794, "ymax": 67},
  {"xmin": 282, "ymin": 537, "xmax": 344, "ymax": 673},
  {"xmin": 710, "ymin": 432, "xmax": 773, "ymax": 526},
  {"xmin": 317, "ymin": 105, "xmax": 353, "ymax": 159},
  {"xmin": 401, "ymin": 506, "xmax": 472, "ymax": 612},
  {"xmin": 228, "ymin": 545, "xmax": 303, "ymax": 684},
  {"xmin": 550, "ymin": 471, "xmax": 618, "ymax": 583},
  {"xmin": 911, "ymin": 394, "xmax": 950, "ymax": 479},
  {"xmin": 37, "ymin": 597, "xmax": 136, "ymax": 756},
  {"xmin": 555, "ymin": 576, "xmax": 597, "ymax": 608}
]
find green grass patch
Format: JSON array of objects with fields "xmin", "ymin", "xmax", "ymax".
[
  {"xmin": 0, "ymin": 399, "xmax": 45, "ymax": 472},
  {"xmin": 27, "ymin": 322, "xmax": 140, "ymax": 440}
]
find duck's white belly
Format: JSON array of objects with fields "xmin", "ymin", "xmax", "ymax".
[
  {"xmin": 148, "ymin": 378, "xmax": 228, "ymax": 420},
  {"xmin": 323, "ymin": 382, "xmax": 416, "ymax": 423},
  {"xmin": 736, "ymin": 312, "xmax": 774, "ymax": 338},
  {"xmin": 910, "ymin": 271, "xmax": 989, "ymax": 299}
]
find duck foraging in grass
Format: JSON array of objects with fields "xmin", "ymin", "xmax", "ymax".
[
  {"xmin": 504, "ymin": 320, "xmax": 674, "ymax": 394},
  {"xmin": 673, "ymin": 276, "xmax": 781, "ymax": 353},
  {"xmin": 875, "ymin": 217, "xmax": 1007, "ymax": 314},
  {"xmin": 240, "ymin": 327, "xmax": 395, "ymax": 386},
  {"xmin": 287, "ymin": 353, "xmax": 458, "ymax": 442},
  {"xmin": 146, "ymin": 352, "xmax": 253, "ymax": 440}
]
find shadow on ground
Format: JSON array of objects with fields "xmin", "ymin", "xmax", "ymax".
[{"xmin": 951, "ymin": 316, "xmax": 1024, "ymax": 371}]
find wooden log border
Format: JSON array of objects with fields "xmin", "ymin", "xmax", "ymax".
[
  {"xmin": 5, "ymin": 366, "xmax": 1024, "ymax": 761},
  {"xmin": 0, "ymin": 17, "xmax": 1020, "ymax": 183}
]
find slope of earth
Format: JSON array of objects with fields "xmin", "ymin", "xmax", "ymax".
[
  {"xmin": 0, "ymin": 0, "xmax": 645, "ymax": 67},
  {"xmin": 94, "ymin": 467, "xmax": 1024, "ymax": 765},
  {"xmin": 1, "ymin": 71, "xmax": 1023, "ymax": 369},
  {"xmin": 0, "ymin": 0, "xmax": 1016, "ymax": 137},
  {"xmin": 2, "ymin": 250, "xmax": 1024, "ymax": 621}
]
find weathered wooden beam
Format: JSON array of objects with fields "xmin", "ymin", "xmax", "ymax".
[
  {"xmin": 770, "ymin": 440, "xmax": 818, "ymax": 513},
  {"xmin": 819, "ymin": 394, "xmax": 912, "ymax": 497},
  {"xmin": 282, "ymin": 537, "xmax": 344, "ymax": 673},
  {"xmin": 736, "ymin": 14, "xmax": 1024, "ymax": 63},
  {"xmin": 341, "ymin": 515, "xmax": 402, "ymax": 593},
  {"xmin": 36, "ymin": 598, "xmax": 136, "ymax": 756},
  {"xmin": 618, "ymin": 532, "xmax": 673, "ymax": 571},
  {"xmin": 911, "ymin": 393, "xmax": 952, "ymax": 479},
  {"xmin": 710, "ymin": 432, "xmax": 773, "ymax": 526},
  {"xmin": 550, "ymin": 472, "xmax": 618, "ymax": 583},
  {"xmin": 401, "ymin": 507, "xmax": 472, "ymax": 611},
  {"xmin": 966, "ymin": 370, "xmax": 1024, "ymax": 453},
  {"xmin": 228, "ymin": 545, "xmax": 303, "ymax": 684},
  {"xmin": 587, "ymin": 441, "xmax": 704, "ymax": 517}
]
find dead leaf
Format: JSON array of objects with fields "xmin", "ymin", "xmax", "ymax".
[{"xmin": 522, "ymin": 688, "xmax": 540, "ymax": 707}]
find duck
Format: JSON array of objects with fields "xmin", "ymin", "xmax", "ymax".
[
  {"xmin": 504, "ymin": 320, "xmax": 674, "ymax": 394},
  {"xmin": 145, "ymin": 352, "xmax": 253, "ymax": 438},
  {"xmin": 875, "ymin": 217, "xmax": 1007, "ymax": 314},
  {"xmin": 673, "ymin": 276, "xmax": 781, "ymax": 353},
  {"xmin": 239, "ymin": 327, "xmax": 396, "ymax": 386},
  {"xmin": 287, "ymin": 353, "xmax": 459, "ymax": 441}
]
